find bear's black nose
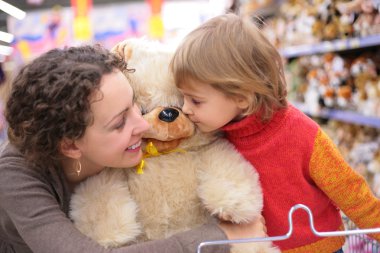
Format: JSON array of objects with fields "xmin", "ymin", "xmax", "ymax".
[{"xmin": 159, "ymin": 108, "xmax": 179, "ymax": 122}]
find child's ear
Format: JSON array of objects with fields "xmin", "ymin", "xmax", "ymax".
[
  {"xmin": 235, "ymin": 96, "xmax": 249, "ymax": 110},
  {"xmin": 59, "ymin": 138, "xmax": 81, "ymax": 159}
]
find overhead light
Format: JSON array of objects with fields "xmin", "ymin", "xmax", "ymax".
[
  {"xmin": 0, "ymin": 0, "xmax": 26, "ymax": 20},
  {"xmin": 27, "ymin": 0, "xmax": 44, "ymax": 5},
  {"xmin": 0, "ymin": 44, "xmax": 13, "ymax": 55},
  {"xmin": 0, "ymin": 31, "xmax": 13, "ymax": 43}
]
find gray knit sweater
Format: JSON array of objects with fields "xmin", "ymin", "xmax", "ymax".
[{"xmin": 0, "ymin": 142, "xmax": 229, "ymax": 253}]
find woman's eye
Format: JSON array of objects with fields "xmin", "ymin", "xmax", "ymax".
[{"xmin": 114, "ymin": 115, "xmax": 126, "ymax": 130}]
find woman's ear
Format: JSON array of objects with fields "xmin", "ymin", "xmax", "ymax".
[{"xmin": 59, "ymin": 138, "xmax": 81, "ymax": 159}]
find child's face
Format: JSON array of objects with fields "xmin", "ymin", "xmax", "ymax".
[
  {"xmin": 178, "ymin": 79, "xmax": 247, "ymax": 133},
  {"xmin": 75, "ymin": 70, "xmax": 150, "ymax": 171}
]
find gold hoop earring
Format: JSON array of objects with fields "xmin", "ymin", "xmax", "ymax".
[{"xmin": 75, "ymin": 160, "xmax": 82, "ymax": 176}]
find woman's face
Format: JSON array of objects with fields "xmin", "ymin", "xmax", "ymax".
[{"xmin": 75, "ymin": 70, "xmax": 149, "ymax": 171}]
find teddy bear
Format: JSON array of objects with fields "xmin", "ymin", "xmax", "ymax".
[{"xmin": 69, "ymin": 38, "xmax": 279, "ymax": 253}]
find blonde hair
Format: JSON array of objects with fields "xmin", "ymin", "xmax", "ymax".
[{"xmin": 171, "ymin": 13, "xmax": 287, "ymax": 121}]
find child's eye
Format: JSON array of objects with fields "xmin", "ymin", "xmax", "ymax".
[{"xmin": 191, "ymin": 98, "xmax": 202, "ymax": 105}]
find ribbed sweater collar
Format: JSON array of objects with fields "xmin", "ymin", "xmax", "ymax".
[{"xmin": 222, "ymin": 105, "xmax": 290, "ymax": 141}]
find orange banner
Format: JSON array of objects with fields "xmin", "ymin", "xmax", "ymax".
[
  {"xmin": 71, "ymin": 0, "xmax": 92, "ymax": 16},
  {"xmin": 71, "ymin": 0, "xmax": 92, "ymax": 40},
  {"xmin": 147, "ymin": 0, "xmax": 164, "ymax": 39},
  {"xmin": 148, "ymin": 0, "xmax": 163, "ymax": 15}
]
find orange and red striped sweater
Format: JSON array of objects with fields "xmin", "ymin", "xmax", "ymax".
[{"xmin": 222, "ymin": 104, "xmax": 380, "ymax": 253}]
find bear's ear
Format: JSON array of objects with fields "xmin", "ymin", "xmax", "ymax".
[
  {"xmin": 111, "ymin": 40, "xmax": 133, "ymax": 62},
  {"xmin": 59, "ymin": 137, "xmax": 81, "ymax": 159}
]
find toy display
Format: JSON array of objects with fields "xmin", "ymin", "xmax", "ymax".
[
  {"xmin": 257, "ymin": 0, "xmax": 380, "ymax": 206},
  {"xmin": 261, "ymin": 0, "xmax": 380, "ymax": 48},
  {"xmin": 69, "ymin": 38, "xmax": 279, "ymax": 253},
  {"xmin": 285, "ymin": 51, "xmax": 379, "ymax": 116},
  {"xmin": 259, "ymin": 0, "xmax": 380, "ymax": 118}
]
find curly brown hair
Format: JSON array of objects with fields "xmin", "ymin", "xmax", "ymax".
[{"xmin": 5, "ymin": 45, "xmax": 127, "ymax": 169}]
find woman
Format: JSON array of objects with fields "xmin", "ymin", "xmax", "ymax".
[{"xmin": 0, "ymin": 45, "xmax": 265, "ymax": 253}]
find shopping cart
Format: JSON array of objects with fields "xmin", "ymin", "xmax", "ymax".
[
  {"xmin": 197, "ymin": 204, "xmax": 380, "ymax": 253},
  {"xmin": 343, "ymin": 217, "xmax": 380, "ymax": 253}
]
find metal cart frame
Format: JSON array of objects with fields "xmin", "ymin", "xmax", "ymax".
[
  {"xmin": 197, "ymin": 204, "xmax": 380, "ymax": 253},
  {"xmin": 343, "ymin": 217, "xmax": 380, "ymax": 253}
]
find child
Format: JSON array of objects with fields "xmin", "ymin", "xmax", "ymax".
[{"xmin": 170, "ymin": 13, "xmax": 380, "ymax": 253}]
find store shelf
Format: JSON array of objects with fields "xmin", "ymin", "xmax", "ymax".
[
  {"xmin": 323, "ymin": 110, "xmax": 380, "ymax": 129},
  {"xmin": 294, "ymin": 103, "xmax": 380, "ymax": 129},
  {"xmin": 280, "ymin": 34, "xmax": 380, "ymax": 58}
]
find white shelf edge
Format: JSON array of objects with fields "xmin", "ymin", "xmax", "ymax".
[
  {"xmin": 293, "ymin": 103, "xmax": 380, "ymax": 129},
  {"xmin": 280, "ymin": 34, "xmax": 380, "ymax": 58}
]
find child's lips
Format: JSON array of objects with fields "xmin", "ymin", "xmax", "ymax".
[{"xmin": 189, "ymin": 117, "xmax": 199, "ymax": 124}]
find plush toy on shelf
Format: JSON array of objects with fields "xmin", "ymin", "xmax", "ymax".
[
  {"xmin": 336, "ymin": 0, "xmax": 365, "ymax": 14},
  {"xmin": 338, "ymin": 12, "xmax": 355, "ymax": 38},
  {"xmin": 337, "ymin": 0, "xmax": 380, "ymax": 37},
  {"xmin": 353, "ymin": 8, "xmax": 375, "ymax": 37},
  {"xmin": 362, "ymin": 76, "xmax": 380, "ymax": 116},
  {"xmin": 323, "ymin": 53, "xmax": 354, "ymax": 109},
  {"xmin": 69, "ymin": 38, "xmax": 279, "ymax": 253},
  {"xmin": 304, "ymin": 68, "xmax": 328, "ymax": 114},
  {"xmin": 324, "ymin": 15, "xmax": 340, "ymax": 41},
  {"xmin": 350, "ymin": 55, "xmax": 378, "ymax": 115}
]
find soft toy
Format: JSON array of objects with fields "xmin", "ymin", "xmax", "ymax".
[
  {"xmin": 338, "ymin": 12, "xmax": 355, "ymax": 38},
  {"xmin": 69, "ymin": 38, "xmax": 279, "ymax": 253},
  {"xmin": 350, "ymin": 55, "xmax": 378, "ymax": 114}
]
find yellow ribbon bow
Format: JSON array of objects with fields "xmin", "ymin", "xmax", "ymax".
[{"xmin": 135, "ymin": 141, "xmax": 186, "ymax": 174}]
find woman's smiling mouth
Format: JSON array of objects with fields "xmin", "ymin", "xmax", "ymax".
[{"xmin": 126, "ymin": 141, "xmax": 141, "ymax": 152}]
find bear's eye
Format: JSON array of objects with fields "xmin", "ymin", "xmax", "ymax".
[{"xmin": 139, "ymin": 106, "xmax": 147, "ymax": 115}]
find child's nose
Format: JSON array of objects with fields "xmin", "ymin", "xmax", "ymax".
[{"xmin": 182, "ymin": 101, "xmax": 192, "ymax": 115}]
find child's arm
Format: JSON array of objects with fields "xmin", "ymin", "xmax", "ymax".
[{"xmin": 310, "ymin": 129, "xmax": 380, "ymax": 241}]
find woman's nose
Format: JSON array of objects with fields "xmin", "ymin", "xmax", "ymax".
[
  {"xmin": 159, "ymin": 107, "xmax": 179, "ymax": 122},
  {"xmin": 132, "ymin": 107, "xmax": 150, "ymax": 135},
  {"xmin": 134, "ymin": 117, "xmax": 150, "ymax": 135}
]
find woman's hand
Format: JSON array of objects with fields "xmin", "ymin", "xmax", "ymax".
[{"xmin": 218, "ymin": 215, "xmax": 267, "ymax": 240}]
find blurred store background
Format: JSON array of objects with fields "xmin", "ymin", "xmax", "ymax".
[
  {"xmin": 6, "ymin": 0, "xmax": 233, "ymax": 65},
  {"xmin": 1, "ymin": 0, "xmax": 380, "ymax": 200},
  {"xmin": 1, "ymin": 1, "xmax": 380, "ymax": 250}
]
